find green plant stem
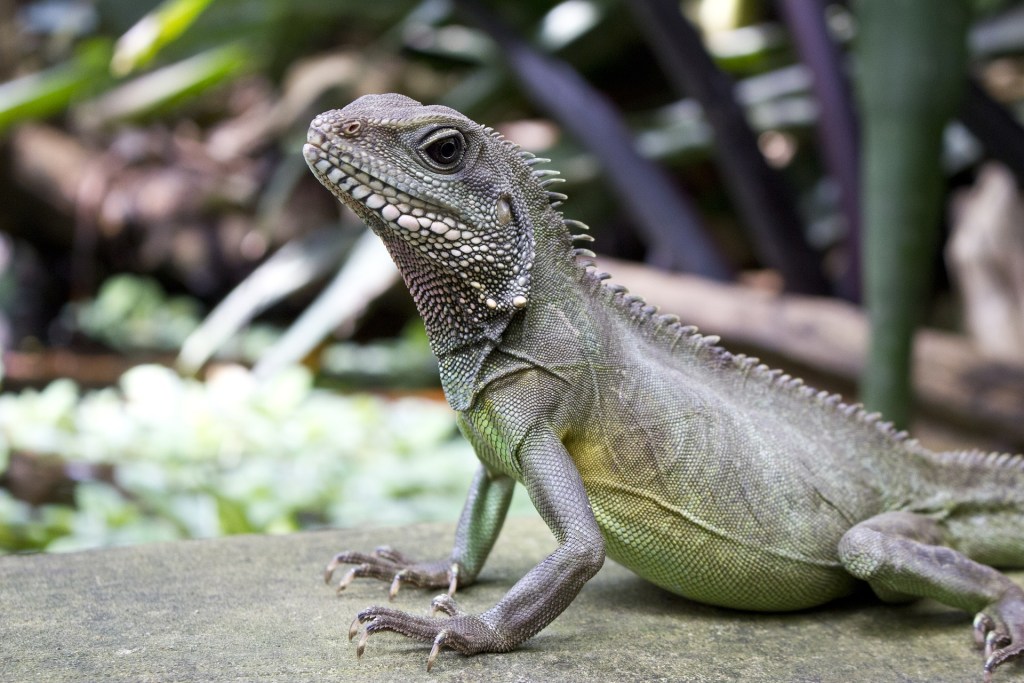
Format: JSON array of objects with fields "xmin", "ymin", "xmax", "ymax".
[{"xmin": 855, "ymin": 0, "xmax": 970, "ymax": 427}]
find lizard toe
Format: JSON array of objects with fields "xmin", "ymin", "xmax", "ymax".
[
  {"xmin": 351, "ymin": 605, "xmax": 446, "ymax": 649},
  {"xmin": 347, "ymin": 603, "xmax": 508, "ymax": 668},
  {"xmin": 323, "ymin": 546, "xmax": 456, "ymax": 594}
]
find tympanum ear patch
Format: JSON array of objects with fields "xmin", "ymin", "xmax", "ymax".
[{"xmin": 496, "ymin": 195, "xmax": 512, "ymax": 226}]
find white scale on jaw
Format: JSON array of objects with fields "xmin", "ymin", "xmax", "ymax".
[{"xmin": 309, "ymin": 147, "xmax": 529, "ymax": 311}]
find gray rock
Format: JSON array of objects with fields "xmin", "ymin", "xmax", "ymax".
[{"xmin": 0, "ymin": 517, "xmax": 1018, "ymax": 682}]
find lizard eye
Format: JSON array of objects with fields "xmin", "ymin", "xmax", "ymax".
[{"xmin": 419, "ymin": 128, "xmax": 466, "ymax": 171}]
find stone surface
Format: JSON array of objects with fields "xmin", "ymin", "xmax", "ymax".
[{"xmin": 1, "ymin": 516, "xmax": 1021, "ymax": 682}]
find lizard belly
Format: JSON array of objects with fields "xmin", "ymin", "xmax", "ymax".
[
  {"xmin": 567, "ymin": 366, "xmax": 862, "ymax": 612},
  {"xmin": 583, "ymin": 475, "xmax": 857, "ymax": 612}
]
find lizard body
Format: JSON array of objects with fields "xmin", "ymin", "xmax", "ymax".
[{"xmin": 304, "ymin": 94, "xmax": 1024, "ymax": 678}]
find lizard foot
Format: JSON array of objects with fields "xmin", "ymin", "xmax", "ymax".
[
  {"xmin": 973, "ymin": 586, "xmax": 1024, "ymax": 681},
  {"xmin": 349, "ymin": 594, "xmax": 507, "ymax": 671},
  {"xmin": 324, "ymin": 546, "xmax": 458, "ymax": 598}
]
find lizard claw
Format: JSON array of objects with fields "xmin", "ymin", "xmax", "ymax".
[
  {"xmin": 447, "ymin": 563, "xmax": 459, "ymax": 596},
  {"xmin": 387, "ymin": 569, "xmax": 407, "ymax": 602},
  {"xmin": 355, "ymin": 626, "xmax": 370, "ymax": 658},
  {"xmin": 427, "ymin": 630, "xmax": 448, "ymax": 672},
  {"xmin": 335, "ymin": 566, "xmax": 364, "ymax": 593},
  {"xmin": 324, "ymin": 555, "xmax": 346, "ymax": 584}
]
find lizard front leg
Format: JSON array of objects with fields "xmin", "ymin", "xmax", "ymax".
[
  {"xmin": 326, "ymin": 464, "xmax": 514, "ymax": 597},
  {"xmin": 838, "ymin": 511, "xmax": 1024, "ymax": 680},
  {"xmin": 349, "ymin": 429, "xmax": 606, "ymax": 669}
]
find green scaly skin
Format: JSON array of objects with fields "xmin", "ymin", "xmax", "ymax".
[{"xmin": 304, "ymin": 94, "xmax": 1024, "ymax": 679}]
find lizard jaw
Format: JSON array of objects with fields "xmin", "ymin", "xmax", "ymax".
[{"xmin": 302, "ymin": 134, "xmax": 497, "ymax": 271}]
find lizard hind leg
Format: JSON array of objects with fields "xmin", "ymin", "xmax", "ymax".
[{"xmin": 838, "ymin": 511, "xmax": 1024, "ymax": 679}]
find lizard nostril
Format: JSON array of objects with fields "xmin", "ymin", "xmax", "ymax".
[{"xmin": 341, "ymin": 120, "xmax": 362, "ymax": 136}]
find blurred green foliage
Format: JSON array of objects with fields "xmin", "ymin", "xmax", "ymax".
[
  {"xmin": 70, "ymin": 274, "xmax": 203, "ymax": 352},
  {"xmin": 110, "ymin": 0, "xmax": 219, "ymax": 75},
  {"xmin": 0, "ymin": 40, "xmax": 114, "ymax": 130},
  {"xmin": 0, "ymin": 364, "xmax": 531, "ymax": 554}
]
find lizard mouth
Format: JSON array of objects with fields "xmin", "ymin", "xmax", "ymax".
[{"xmin": 302, "ymin": 137, "xmax": 475, "ymax": 250}]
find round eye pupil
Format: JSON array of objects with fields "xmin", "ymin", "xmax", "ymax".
[{"xmin": 425, "ymin": 133, "xmax": 464, "ymax": 167}]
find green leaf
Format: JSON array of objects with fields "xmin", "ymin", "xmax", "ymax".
[
  {"xmin": 0, "ymin": 40, "xmax": 113, "ymax": 133},
  {"xmin": 75, "ymin": 42, "xmax": 255, "ymax": 126},
  {"xmin": 111, "ymin": 0, "xmax": 220, "ymax": 76}
]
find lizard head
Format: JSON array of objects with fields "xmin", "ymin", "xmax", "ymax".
[{"xmin": 303, "ymin": 94, "xmax": 542, "ymax": 330}]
